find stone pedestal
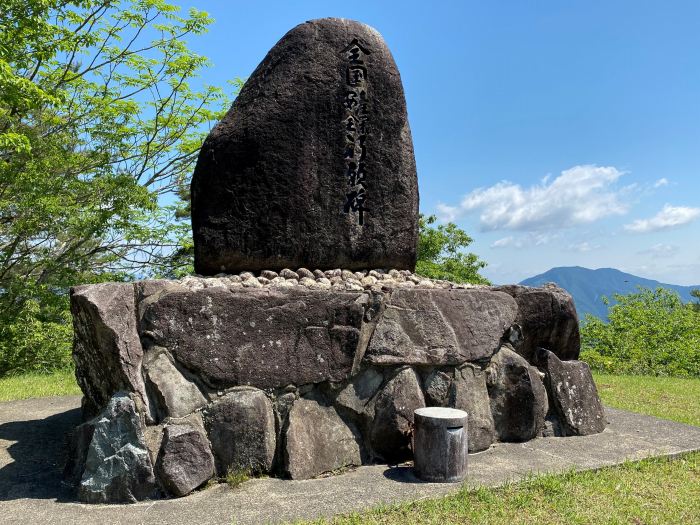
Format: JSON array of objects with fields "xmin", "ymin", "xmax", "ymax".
[
  {"xmin": 413, "ymin": 407, "xmax": 469, "ymax": 483},
  {"xmin": 64, "ymin": 272, "xmax": 604, "ymax": 502}
]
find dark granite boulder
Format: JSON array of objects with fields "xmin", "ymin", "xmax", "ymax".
[
  {"xmin": 364, "ymin": 288, "xmax": 518, "ymax": 366},
  {"xmin": 486, "ymin": 347, "xmax": 548, "ymax": 442},
  {"xmin": 492, "ymin": 284, "xmax": 580, "ymax": 362},
  {"xmin": 369, "ymin": 367, "xmax": 425, "ymax": 462},
  {"xmin": 77, "ymin": 393, "xmax": 157, "ymax": 503},
  {"xmin": 70, "ymin": 283, "xmax": 151, "ymax": 420},
  {"xmin": 156, "ymin": 423, "xmax": 215, "ymax": 497},
  {"xmin": 203, "ymin": 389, "xmax": 276, "ymax": 475},
  {"xmin": 449, "ymin": 364, "xmax": 495, "ymax": 452},
  {"xmin": 534, "ymin": 348, "xmax": 607, "ymax": 436},
  {"xmin": 284, "ymin": 397, "xmax": 362, "ymax": 479},
  {"xmin": 191, "ymin": 18, "xmax": 419, "ymax": 274},
  {"xmin": 142, "ymin": 348, "xmax": 208, "ymax": 421},
  {"xmin": 423, "ymin": 369, "xmax": 452, "ymax": 407},
  {"xmin": 140, "ymin": 287, "xmax": 366, "ymax": 390}
]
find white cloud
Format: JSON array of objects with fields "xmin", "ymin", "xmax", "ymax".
[
  {"xmin": 490, "ymin": 232, "xmax": 559, "ymax": 249},
  {"xmin": 437, "ymin": 165, "xmax": 628, "ymax": 231},
  {"xmin": 653, "ymin": 177, "xmax": 669, "ymax": 188},
  {"xmin": 638, "ymin": 243, "xmax": 680, "ymax": 258},
  {"xmin": 491, "ymin": 236, "xmax": 517, "ymax": 248},
  {"xmin": 624, "ymin": 204, "xmax": 700, "ymax": 233},
  {"xmin": 568, "ymin": 241, "xmax": 601, "ymax": 252}
]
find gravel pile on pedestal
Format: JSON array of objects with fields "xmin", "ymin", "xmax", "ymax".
[{"xmin": 177, "ymin": 268, "xmax": 485, "ymax": 293}]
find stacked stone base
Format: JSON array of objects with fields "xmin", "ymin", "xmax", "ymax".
[{"xmin": 65, "ymin": 272, "xmax": 606, "ymax": 503}]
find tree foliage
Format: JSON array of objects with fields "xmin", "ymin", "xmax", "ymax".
[
  {"xmin": 0, "ymin": 0, "xmax": 233, "ymax": 375},
  {"xmin": 415, "ymin": 214, "xmax": 490, "ymax": 284},
  {"xmin": 580, "ymin": 287, "xmax": 700, "ymax": 377}
]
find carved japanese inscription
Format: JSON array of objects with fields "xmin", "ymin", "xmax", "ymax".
[{"xmin": 342, "ymin": 39, "xmax": 370, "ymax": 225}]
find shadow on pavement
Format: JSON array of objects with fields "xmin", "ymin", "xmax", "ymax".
[
  {"xmin": 382, "ymin": 465, "xmax": 426, "ymax": 483},
  {"xmin": 0, "ymin": 407, "xmax": 81, "ymax": 501}
]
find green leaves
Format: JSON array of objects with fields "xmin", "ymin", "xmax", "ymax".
[
  {"xmin": 0, "ymin": 0, "xmax": 234, "ymax": 375},
  {"xmin": 581, "ymin": 287, "xmax": 700, "ymax": 377},
  {"xmin": 415, "ymin": 214, "xmax": 490, "ymax": 285}
]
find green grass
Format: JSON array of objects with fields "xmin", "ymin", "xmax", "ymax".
[
  {"xmin": 0, "ymin": 369, "xmax": 80, "ymax": 401},
  {"xmin": 309, "ymin": 453, "xmax": 700, "ymax": 525},
  {"xmin": 224, "ymin": 467, "xmax": 251, "ymax": 489},
  {"xmin": 593, "ymin": 372, "xmax": 700, "ymax": 427}
]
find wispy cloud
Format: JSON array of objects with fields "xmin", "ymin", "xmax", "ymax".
[
  {"xmin": 637, "ymin": 243, "xmax": 680, "ymax": 258},
  {"xmin": 624, "ymin": 204, "xmax": 700, "ymax": 233},
  {"xmin": 490, "ymin": 233, "xmax": 559, "ymax": 249},
  {"xmin": 568, "ymin": 241, "xmax": 601, "ymax": 253},
  {"xmin": 653, "ymin": 177, "xmax": 669, "ymax": 188},
  {"xmin": 437, "ymin": 165, "xmax": 629, "ymax": 231}
]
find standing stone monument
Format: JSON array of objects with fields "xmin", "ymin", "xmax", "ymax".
[
  {"xmin": 191, "ymin": 18, "xmax": 419, "ymax": 274},
  {"xmin": 64, "ymin": 17, "xmax": 607, "ymax": 504}
]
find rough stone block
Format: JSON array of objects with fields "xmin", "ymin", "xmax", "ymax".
[
  {"xmin": 369, "ymin": 367, "xmax": 425, "ymax": 462},
  {"xmin": 77, "ymin": 393, "xmax": 157, "ymax": 503},
  {"xmin": 486, "ymin": 347, "xmax": 548, "ymax": 442},
  {"xmin": 156, "ymin": 423, "xmax": 215, "ymax": 497},
  {"xmin": 423, "ymin": 369, "xmax": 452, "ymax": 407},
  {"xmin": 70, "ymin": 283, "xmax": 151, "ymax": 418},
  {"xmin": 143, "ymin": 348, "xmax": 208, "ymax": 421},
  {"xmin": 334, "ymin": 367, "xmax": 383, "ymax": 418},
  {"xmin": 203, "ymin": 389, "xmax": 276, "ymax": 475},
  {"xmin": 493, "ymin": 284, "xmax": 580, "ymax": 361},
  {"xmin": 365, "ymin": 289, "xmax": 518, "ymax": 365},
  {"xmin": 535, "ymin": 348, "xmax": 606, "ymax": 436},
  {"xmin": 284, "ymin": 397, "xmax": 362, "ymax": 479},
  {"xmin": 449, "ymin": 364, "xmax": 495, "ymax": 452}
]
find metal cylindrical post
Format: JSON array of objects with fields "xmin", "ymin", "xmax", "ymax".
[{"xmin": 413, "ymin": 407, "xmax": 469, "ymax": 482}]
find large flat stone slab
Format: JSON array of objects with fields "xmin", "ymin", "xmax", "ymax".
[
  {"xmin": 3, "ymin": 398, "xmax": 699, "ymax": 524},
  {"xmin": 140, "ymin": 287, "xmax": 366, "ymax": 389},
  {"xmin": 364, "ymin": 288, "xmax": 518, "ymax": 366}
]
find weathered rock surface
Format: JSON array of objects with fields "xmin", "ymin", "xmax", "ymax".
[
  {"xmin": 77, "ymin": 393, "xmax": 157, "ymax": 503},
  {"xmin": 70, "ymin": 283, "xmax": 151, "ymax": 419},
  {"xmin": 63, "ymin": 419, "xmax": 96, "ymax": 486},
  {"xmin": 143, "ymin": 348, "xmax": 208, "ymax": 421},
  {"xmin": 191, "ymin": 18, "xmax": 419, "ymax": 274},
  {"xmin": 369, "ymin": 367, "xmax": 425, "ymax": 462},
  {"xmin": 449, "ymin": 364, "xmax": 495, "ymax": 452},
  {"xmin": 365, "ymin": 289, "xmax": 518, "ymax": 365},
  {"xmin": 156, "ymin": 423, "xmax": 215, "ymax": 497},
  {"xmin": 334, "ymin": 367, "xmax": 383, "ymax": 418},
  {"xmin": 284, "ymin": 397, "xmax": 362, "ymax": 479},
  {"xmin": 493, "ymin": 284, "xmax": 580, "ymax": 361},
  {"xmin": 203, "ymin": 389, "xmax": 276, "ymax": 475},
  {"xmin": 140, "ymin": 287, "xmax": 365, "ymax": 389},
  {"xmin": 486, "ymin": 347, "xmax": 547, "ymax": 442},
  {"xmin": 423, "ymin": 369, "xmax": 452, "ymax": 407},
  {"xmin": 535, "ymin": 348, "xmax": 606, "ymax": 436}
]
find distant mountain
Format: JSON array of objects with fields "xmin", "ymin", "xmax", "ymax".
[{"xmin": 519, "ymin": 266, "xmax": 700, "ymax": 320}]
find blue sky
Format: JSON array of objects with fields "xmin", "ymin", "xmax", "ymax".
[{"xmin": 187, "ymin": 1, "xmax": 700, "ymax": 285}]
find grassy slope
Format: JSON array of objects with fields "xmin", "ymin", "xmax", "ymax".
[
  {"xmin": 0, "ymin": 369, "xmax": 80, "ymax": 401},
  {"xmin": 313, "ymin": 453, "xmax": 700, "ymax": 525},
  {"xmin": 594, "ymin": 372, "xmax": 700, "ymax": 426}
]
